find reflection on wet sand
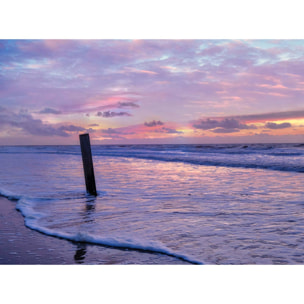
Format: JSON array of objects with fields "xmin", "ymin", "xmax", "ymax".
[
  {"xmin": 74, "ymin": 195, "xmax": 96, "ymax": 263},
  {"xmin": 74, "ymin": 243, "xmax": 87, "ymax": 263}
]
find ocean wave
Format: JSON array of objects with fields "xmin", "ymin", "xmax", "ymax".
[
  {"xmin": 16, "ymin": 198, "xmax": 203, "ymax": 265},
  {"xmin": 1, "ymin": 188, "xmax": 203, "ymax": 265},
  {"xmin": 94, "ymin": 152, "xmax": 304, "ymax": 173},
  {"xmin": 1, "ymin": 143, "xmax": 304, "ymax": 173}
]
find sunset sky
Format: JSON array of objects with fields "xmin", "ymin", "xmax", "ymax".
[{"xmin": 1, "ymin": 39, "xmax": 304, "ymax": 145}]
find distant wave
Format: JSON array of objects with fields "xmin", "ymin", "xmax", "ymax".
[
  {"xmin": 1, "ymin": 143, "xmax": 304, "ymax": 173},
  {"xmin": 93, "ymin": 151, "xmax": 304, "ymax": 173}
]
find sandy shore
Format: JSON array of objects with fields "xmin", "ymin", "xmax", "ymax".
[{"xmin": 0, "ymin": 196, "xmax": 188, "ymax": 265}]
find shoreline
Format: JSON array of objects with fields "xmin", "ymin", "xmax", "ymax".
[{"xmin": 0, "ymin": 196, "xmax": 188, "ymax": 265}]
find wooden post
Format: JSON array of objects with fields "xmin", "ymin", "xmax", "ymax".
[{"xmin": 79, "ymin": 133, "xmax": 97, "ymax": 196}]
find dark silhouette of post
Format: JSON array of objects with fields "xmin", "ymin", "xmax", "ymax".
[{"xmin": 79, "ymin": 133, "xmax": 97, "ymax": 196}]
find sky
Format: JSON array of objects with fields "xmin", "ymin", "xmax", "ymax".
[{"xmin": 1, "ymin": 39, "xmax": 304, "ymax": 145}]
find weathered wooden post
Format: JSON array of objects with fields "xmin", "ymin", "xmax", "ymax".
[{"xmin": 79, "ymin": 133, "xmax": 97, "ymax": 196}]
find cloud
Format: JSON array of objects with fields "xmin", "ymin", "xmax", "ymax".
[
  {"xmin": 101, "ymin": 128, "xmax": 120, "ymax": 135},
  {"xmin": 85, "ymin": 128, "xmax": 96, "ymax": 133},
  {"xmin": 232, "ymin": 110, "xmax": 304, "ymax": 123},
  {"xmin": 2, "ymin": 40, "xmax": 304, "ymax": 145},
  {"xmin": 0, "ymin": 106, "xmax": 69, "ymax": 137},
  {"xmin": 192, "ymin": 109, "xmax": 304, "ymax": 134},
  {"xmin": 265, "ymin": 122, "xmax": 292, "ymax": 129},
  {"xmin": 100, "ymin": 127, "xmax": 135, "ymax": 139},
  {"xmin": 211, "ymin": 128, "xmax": 242, "ymax": 133},
  {"xmin": 37, "ymin": 107, "xmax": 62, "ymax": 114},
  {"xmin": 124, "ymin": 67, "xmax": 158, "ymax": 75},
  {"xmin": 155, "ymin": 127, "xmax": 183, "ymax": 134},
  {"xmin": 93, "ymin": 100, "xmax": 140, "ymax": 112},
  {"xmin": 117, "ymin": 101, "xmax": 139, "ymax": 108},
  {"xmin": 144, "ymin": 120, "xmax": 164, "ymax": 127},
  {"xmin": 193, "ymin": 118, "xmax": 256, "ymax": 133},
  {"xmin": 193, "ymin": 118, "xmax": 224, "ymax": 130},
  {"xmin": 89, "ymin": 123, "xmax": 99, "ymax": 127},
  {"xmin": 100, "ymin": 129, "xmax": 123, "ymax": 139},
  {"xmin": 58, "ymin": 125, "xmax": 86, "ymax": 132},
  {"xmin": 96, "ymin": 111, "xmax": 132, "ymax": 118}
]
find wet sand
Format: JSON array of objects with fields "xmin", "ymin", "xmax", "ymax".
[{"xmin": 0, "ymin": 197, "xmax": 188, "ymax": 264}]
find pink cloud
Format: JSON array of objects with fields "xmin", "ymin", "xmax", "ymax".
[
  {"xmin": 124, "ymin": 67, "xmax": 158, "ymax": 75},
  {"xmin": 220, "ymin": 96, "xmax": 242, "ymax": 101},
  {"xmin": 267, "ymin": 92, "xmax": 289, "ymax": 97},
  {"xmin": 258, "ymin": 84, "xmax": 287, "ymax": 89}
]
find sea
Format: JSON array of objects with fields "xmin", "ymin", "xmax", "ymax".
[{"xmin": 1, "ymin": 143, "xmax": 304, "ymax": 264}]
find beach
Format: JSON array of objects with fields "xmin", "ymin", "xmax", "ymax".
[{"xmin": 0, "ymin": 196, "xmax": 189, "ymax": 264}]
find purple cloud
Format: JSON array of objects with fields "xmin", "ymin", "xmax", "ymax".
[
  {"xmin": 37, "ymin": 107, "xmax": 62, "ymax": 114},
  {"xmin": 97, "ymin": 111, "xmax": 132, "ymax": 118},
  {"xmin": 211, "ymin": 128, "xmax": 242, "ymax": 133},
  {"xmin": 232, "ymin": 110, "xmax": 304, "ymax": 123},
  {"xmin": 100, "ymin": 127, "xmax": 135, "ymax": 139},
  {"xmin": 100, "ymin": 129, "xmax": 123, "ymax": 139},
  {"xmin": 193, "ymin": 118, "xmax": 256, "ymax": 132},
  {"xmin": 155, "ymin": 127, "xmax": 183, "ymax": 134},
  {"xmin": 265, "ymin": 122, "xmax": 292, "ymax": 129},
  {"xmin": 144, "ymin": 120, "xmax": 164, "ymax": 127},
  {"xmin": 117, "ymin": 101, "xmax": 139, "ymax": 108},
  {"xmin": 58, "ymin": 125, "xmax": 86, "ymax": 132},
  {"xmin": 101, "ymin": 128, "xmax": 120, "ymax": 135},
  {"xmin": 0, "ymin": 106, "xmax": 69, "ymax": 137},
  {"xmin": 94, "ymin": 100, "xmax": 140, "ymax": 112},
  {"xmin": 1, "ymin": 39, "xmax": 304, "ymax": 144}
]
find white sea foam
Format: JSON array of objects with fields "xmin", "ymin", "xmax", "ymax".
[
  {"xmin": 0, "ymin": 187, "xmax": 22, "ymax": 201},
  {"xmin": 1, "ymin": 186, "xmax": 203, "ymax": 264},
  {"xmin": 15, "ymin": 198, "xmax": 45, "ymax": 221},
  {"xmin": 14, "ymin": 196, "xmax": 203, "ymax": 264}
]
